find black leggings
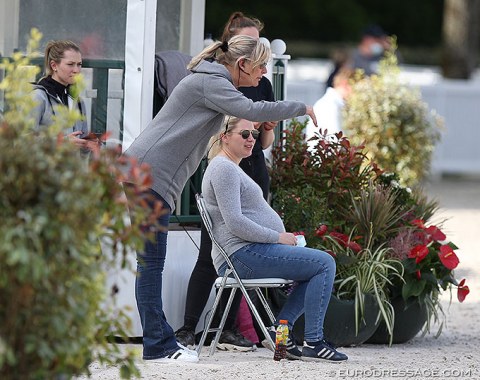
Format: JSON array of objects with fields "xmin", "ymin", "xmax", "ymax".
[{"xmin": 183, "ymin": 222, "xmax": 242, "ymax": 331}]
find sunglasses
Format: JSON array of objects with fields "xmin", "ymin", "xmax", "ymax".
[{"xmin": 228, "ymin": 129, "xmax": 260, "ymax": 139}]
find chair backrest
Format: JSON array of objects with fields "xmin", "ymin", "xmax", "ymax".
[{"xmin": 195, "ymin": 193, "xmax": 237, "ymax": 273}]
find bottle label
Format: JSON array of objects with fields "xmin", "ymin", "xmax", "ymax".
[{"xmin": 273, "ymin": 324, "xmax": 289, "ymax": 360}]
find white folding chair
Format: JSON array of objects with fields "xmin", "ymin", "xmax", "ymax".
[{"xmin": 195, "ymin": 193, "xmax": 293, "ymax": 356}]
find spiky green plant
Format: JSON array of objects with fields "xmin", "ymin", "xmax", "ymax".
[
  {"xmin": 345, "ymin": 182, "xmax": 408, "ymax": 248},
  {"xmin": 323, "ymin": 231, "xmax": 403, "ymax": 345}
]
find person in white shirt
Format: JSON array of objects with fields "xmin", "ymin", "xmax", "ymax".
[{"xmin": 305, "ymin": 68, "xmax": 353, "ymax": 148}]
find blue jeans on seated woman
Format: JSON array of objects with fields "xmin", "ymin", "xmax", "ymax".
[{"xmin": 218, "ymin": 243, "xmax": 335, "ymax": 342}]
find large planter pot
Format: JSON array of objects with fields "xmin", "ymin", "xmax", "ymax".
[
  {"xmin": 293, "ymin": 294, "xmax": 380, "ymax": 347},
  {"xmin": 366, "ymin": 296, "xmax": 428, "ymax": 344}
]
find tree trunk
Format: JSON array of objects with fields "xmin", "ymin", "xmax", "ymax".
[{"xmin": 441, "ymin": 0, "xmax": 480, "ymax": 79}]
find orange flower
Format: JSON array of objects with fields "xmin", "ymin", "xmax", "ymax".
[{"xmin": 411, "ymin": 219, "xmax": 425, "ymax": 229}]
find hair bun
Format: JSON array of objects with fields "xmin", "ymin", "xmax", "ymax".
[{"xmin": 220, "ymin": 40, "xmax": 228, "ymax": 53}]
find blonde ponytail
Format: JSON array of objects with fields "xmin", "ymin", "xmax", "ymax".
[
  {"xmin": 188, "ymin": 35, "xmax": 270, "ymax": 72},
  {"xmin": 188, "ymin": 41, "xmax": 224, "ymax": 70}
]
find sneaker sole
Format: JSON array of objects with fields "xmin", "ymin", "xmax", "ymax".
[
  {"xmin": 216, "ymin": 343, "xmax": 257, "ymax": 352},
  {"xmin": 146, "ymin": 353, "xmax": 199, "ymax": 363},
  {"xmin": 301, "ymin": 356, "xmax": 347, "ymax": 363}
]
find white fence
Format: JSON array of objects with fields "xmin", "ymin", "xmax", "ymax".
[{"xmin": 286, "ymin": 59, "xmax": 480, "ymax": 177}]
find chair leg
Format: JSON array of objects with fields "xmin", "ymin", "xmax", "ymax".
[
  {"xmin": 208, "ymin": 287, "xmax": 237, "ymax": 356},
  {"xmin": 254, "ymin": 288, "xmax": 277, "ymax": 325},
  {"xmin": 196, "ymin": 284, "xmax": 225, "ymax": 356},
  {"xmin": 239, "ymin": 286, "xmax": 276, "ymax": 350}
]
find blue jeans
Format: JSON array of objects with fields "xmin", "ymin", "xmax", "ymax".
[
  {"xmin": 219, "ymin": 243, "xmax": 335, "ymax": 342},
  {"xmin": 129, "ymin": 189, "xmax": 178, "ymax": 359}
]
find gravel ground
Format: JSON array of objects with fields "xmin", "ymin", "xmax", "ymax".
[{"xmin": 76, "ymin": 176, "xmax": 480, "ymax": 380}]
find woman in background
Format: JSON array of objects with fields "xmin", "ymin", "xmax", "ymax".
[
  {"xmin": 175, "ymin": 11, "xmax": 280, "ymax": 353},
  {"xmin": 31, "ymin": 40, "xmax": 97, "ymax": 151}
]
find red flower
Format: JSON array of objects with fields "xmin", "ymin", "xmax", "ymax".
[
  {"xmin": 425, "ymin": 225, "xmax": 446, "ymax": 241},
  {"xmin": 457, "ymin": 279, "xmax": 469, "ymax": 303},
  {"xmin": 329, "ymin": 231, "xmax": 349, "ymax": 246},
  {"xmin": 415, "ymin": 270, "xmax": 422, "ymax": 280},
  {"xmin": 315, "ymin": 224, "xmax": 328, "ymax": 237},
  {"xmin": 408, "ymin": 245, "xmax": 429, "ymax": 264},
  {"xmin": 347, "ymin": 241, "xmax": 362, "ymax": 253},
  {"xmin": 438, "ymin": 245, "xmax": 459, "ymax": 270},
  {"xmin": 411, "ymin": 219, "xmax": 425, "ymax": 229}
]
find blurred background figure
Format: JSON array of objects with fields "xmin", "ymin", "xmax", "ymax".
[
  {"xmin": 79, "ymin": 33, "xmax": 104, "ymax": 58},
  {"xmin": 305, "ymin": 67, "xmax": 353, "ymax": 147},
  {"xmin": 324, "ymin": 46, "xmax": 351, "ymax": 91},
  {"xmin": 351, "ymin": 24, "xmax": 388, "ymax": 76}
]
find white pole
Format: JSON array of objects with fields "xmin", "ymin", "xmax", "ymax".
[
  {"xmin": 122, "ymin": 0, "xmax": 157, "ymax": 151},
  {"xmin": 180, "ymin": 0, "xmax": 206, "ymax": 56}
]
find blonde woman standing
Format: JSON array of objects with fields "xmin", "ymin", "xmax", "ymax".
[{"xmin": 123, "ymin": 35, "xmax": 318, "ymax": 363}]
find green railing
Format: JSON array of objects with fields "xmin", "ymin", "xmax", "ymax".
[
  {"xmin": 19, "ymin": 57, "xmax": 200, "ymax": 224},
  {"xmin": 27, "ymin": 57, "xmax": 125, "ymax": 136},
  {"xmin": 3, "ymin": 56, "xmax": 287, "ymax": 224}
]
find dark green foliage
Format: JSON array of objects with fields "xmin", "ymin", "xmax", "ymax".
[
  {"xmin": 271, "ymin": 119, "xmax": 382, "ymax": 244},
  {"xmin": 205, "ymin": 0, "xmax": 444, "ymax": 45}
]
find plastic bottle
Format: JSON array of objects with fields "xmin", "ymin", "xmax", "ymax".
[{"xmin": 273, "ymin": 319, "xmax": 289, "ymax": 361}]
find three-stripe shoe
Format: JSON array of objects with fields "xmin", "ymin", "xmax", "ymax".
[
  {"xmin": 146, "ymin": 346, "xmax": 199, "ymax": 363},
  {"xmin": 301, "ymin": 340, "xmax": 348, "ymax": 362}
]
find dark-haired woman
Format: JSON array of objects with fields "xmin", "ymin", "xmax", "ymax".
[{"xmin": 175, "ymin": 11, "xmax": 281, "ymax": 353}]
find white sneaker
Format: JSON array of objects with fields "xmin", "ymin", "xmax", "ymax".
[
  {"xmin": 146, "ymin": 347, "xmax": 199, "ymax": 363},
  {"xmin": 177, "ymin": 343, "xmax": 198, "ymax": 356}
]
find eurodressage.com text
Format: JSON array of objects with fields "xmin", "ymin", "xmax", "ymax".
[{"xmin": 333, "ymin": 368, "xmax": 475, "ymax": 378}]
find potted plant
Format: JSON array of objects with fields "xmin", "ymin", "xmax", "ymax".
[
  {"xmin": 0, "ymin": 29, "xmax": 162, "ymax": 379},
  {"xmin": 367, "ymin": 174, "xmax": 470, "ymax": 343},
  {"xmin": 271, "ymin": 121, "xmax": 403, "ymax": 346},
  {"xmin": 271, "ymin": 120, "xmax": 469, "ymax": 346}
]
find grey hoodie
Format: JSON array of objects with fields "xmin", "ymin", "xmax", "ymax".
[
  {"xmin": 31, "ymin": 84, "xmax": 88, "ymax": 137},
  {"xmin": 124, "ymin": 60, "xmax": 306, "ymax": 210}
]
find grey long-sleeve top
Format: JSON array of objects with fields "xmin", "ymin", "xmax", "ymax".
[
  {"xmin": 124, "ymin": 60, "xmax": 306, "ymax": 210},
  {"xmin": 202, "ymin": 156, "xmax": 285, "ymax": 271}
]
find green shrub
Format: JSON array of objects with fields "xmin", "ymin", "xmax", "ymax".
[
  {"xmin": 0, "ymin": 29, "xmax": 161, "ymax": 379},
  {"xmin": 271, "ymin": 119, "xmax": 382, "ymax": 241},
  {"xmin": 343, "ymin": 40, "xmax": 443, "ymax": 187}
]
